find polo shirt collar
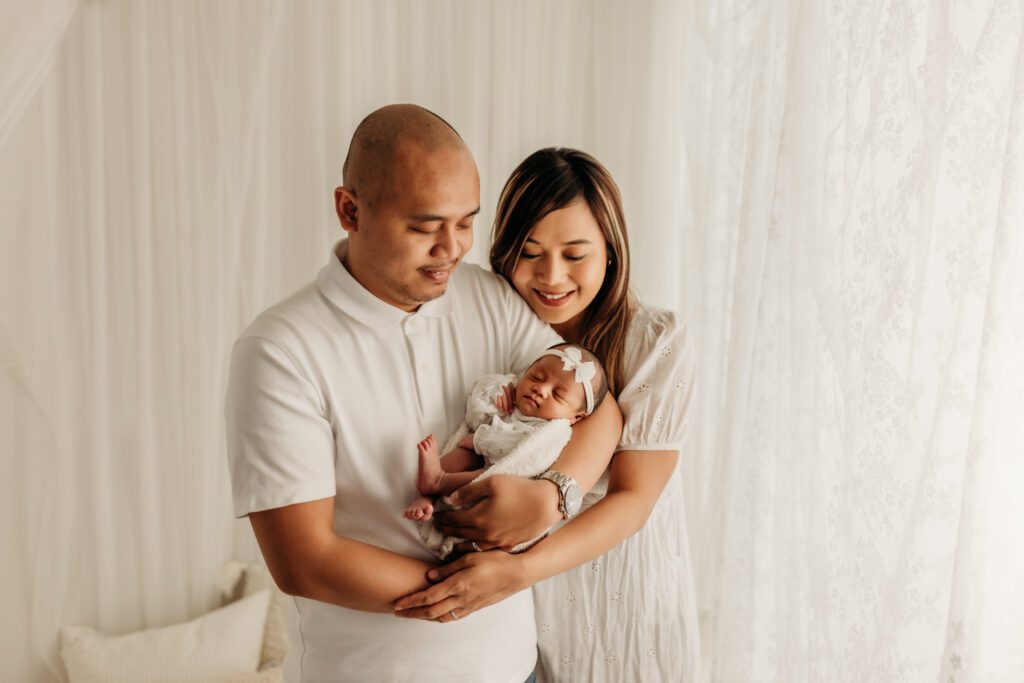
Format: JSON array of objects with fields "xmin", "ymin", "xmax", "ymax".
[{"xmin": 317, "ymin": 239, "xmax": 453, "ymax": 329}]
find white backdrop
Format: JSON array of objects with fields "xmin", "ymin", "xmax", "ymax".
[{"xmin": 1, "ymin": 1, "xmax": 1022, "ymax": 681}]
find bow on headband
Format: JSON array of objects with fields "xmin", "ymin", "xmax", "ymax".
[{"xmin": 542, "ymin": 346, "xmax": 597, "ymax": 414}]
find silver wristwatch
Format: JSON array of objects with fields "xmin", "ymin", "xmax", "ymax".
[{"xmin": 536, "ymin": 470, "xmax": 582, "ymax": 520}]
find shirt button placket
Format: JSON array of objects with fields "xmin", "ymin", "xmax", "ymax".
[{"xmin": 403, "ymin": 314, "xmax": 441, "ymax": 425}]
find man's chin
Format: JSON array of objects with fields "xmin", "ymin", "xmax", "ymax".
[{"xmin": 403, "ymin": 285, "xmax": 447, "ymax": 307}]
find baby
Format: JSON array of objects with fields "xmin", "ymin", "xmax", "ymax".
[{"xmin": 405, "ymin": 343, "xmax": 608, "ymax": 537}]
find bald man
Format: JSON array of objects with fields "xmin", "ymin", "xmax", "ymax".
[{"xmin": 224, "ymin": 105, "xmax": 617, "ymax": 682}]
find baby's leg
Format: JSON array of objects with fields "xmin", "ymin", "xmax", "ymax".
[
  {"xmin": 416, "ymin": 434, "xmax": 447, "ymax": 496},
  {"xmin": 416, "ymin": 434, "xmax": 486, "ymax": 497},
  {"xmin": 404, "ymin": 494, "xmax": 435, "ymax": 521},
  {"xmin": 440, "ymin": 440, "xmax": 484, "ymax": 473}
]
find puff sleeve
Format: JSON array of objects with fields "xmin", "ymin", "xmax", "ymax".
[{"xmin": 617, "ymin": 306, "xmax": 696, "ymax": 452}]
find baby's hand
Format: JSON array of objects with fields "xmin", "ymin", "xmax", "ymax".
[{"xmin": 495, "ymin": 383, "xmax": 515, "ymax": 415}]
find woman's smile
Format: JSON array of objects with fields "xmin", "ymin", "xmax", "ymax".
[{"xmin": 533, "ymin": 288, "xmax": 576, "ymax": 307}]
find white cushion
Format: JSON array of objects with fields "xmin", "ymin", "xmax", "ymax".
[{"xmin": 60, "ymin": 589, "xmax": 271, "ymax": 683}]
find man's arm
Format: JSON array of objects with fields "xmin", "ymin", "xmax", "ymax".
[{"xmin": 249, "ymin": 497, "xmax": 434, "ymax": 612}]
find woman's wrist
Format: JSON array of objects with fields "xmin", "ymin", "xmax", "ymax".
[{"xmin": 531, "ymin": 477, "xmax": 564, "ymax": 527}]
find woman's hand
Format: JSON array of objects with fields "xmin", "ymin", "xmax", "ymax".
[
  {"xmin": 393, "ymin": 550, "xmax": 530, "ymax": 622},
  {"xmin": 434, "ymin": 475, "xmax": 561, "ymax": 550}
]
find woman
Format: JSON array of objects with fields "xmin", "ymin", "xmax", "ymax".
[{"xmin": 396, "ymin": 148, "xmax": 699, "ymax": 681}]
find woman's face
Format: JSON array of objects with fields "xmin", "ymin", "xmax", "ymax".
[{"xmin": 511, "ymin": 201, "xmax": 608, "ymax": 339}]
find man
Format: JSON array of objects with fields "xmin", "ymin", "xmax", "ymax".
[{"xmin": 225, "ymin": 105, "xmax": 616, "ymax": 682}]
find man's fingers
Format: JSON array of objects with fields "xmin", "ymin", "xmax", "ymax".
[
  {"xmin": 449, "ymin": 478, "xmax": 491, "ymax": 507},
  {"xmin": 434, "ymin": 523, "xmax": 489, "ymax": 542},
  {"xmin": 435, "ymin": 506, "xmax": 477, "ymax": 528}
]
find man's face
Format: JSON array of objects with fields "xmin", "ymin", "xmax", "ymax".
[{"xmin": 340, "ymin": 143, "xmax": 480, "ymax": 311}]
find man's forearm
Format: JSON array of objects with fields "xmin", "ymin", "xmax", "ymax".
[
  {"xmin": 287, "ymin": 535, "xmax": 436, "ymax": 613},
  {"xmin": 249, "ymin": 499, "xmax": 436, "ymax": 614}
]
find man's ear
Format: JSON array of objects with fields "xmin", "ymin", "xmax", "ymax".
[{"xmin": 335, "ymin": 186, "xmax": 360, "ymax": 233}]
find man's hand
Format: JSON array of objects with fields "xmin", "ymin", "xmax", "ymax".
[{"xmin": 435, "ymin": 475, "xmax": 562, "ymax": 550}]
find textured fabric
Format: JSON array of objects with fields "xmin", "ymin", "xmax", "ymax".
[
  {"xmin": 60, "ymin": 590, "xmax": 270, "ymax": 683},
  {"xmin": 533, "ymin": 302, "xmax": 699, "ymax": 682},
  {"xmin": 219, "ymin": 561, "xmax": 288, "ymax": 673},
  {"xmin": 225, "ymin": 241, "xmax": 556, "ymax": 682},
  {"xmin": 676, "ymin": 2, "xmax": 1024, "ymax": 680},
  {"xmin": 616, "ymin": 304, "xmax": 696, "ymax": 452}
]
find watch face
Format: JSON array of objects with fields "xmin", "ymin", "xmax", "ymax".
[{"xmin": 563, "ymin": 484, "xmax": 582, "ymax": 517}]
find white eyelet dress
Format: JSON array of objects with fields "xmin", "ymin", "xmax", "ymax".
[{"xmin": 533, "ymin": 302, "xmax": 700, "ymax": 682}]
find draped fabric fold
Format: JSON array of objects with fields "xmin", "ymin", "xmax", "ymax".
[{"xmin": 0, "ymin": 0, "xmax": 79, "ymax": 150}]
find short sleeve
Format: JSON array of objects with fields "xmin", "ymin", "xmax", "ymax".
[
  {"xmin": 224, "ymin": 335, "xmax": 337, "ymax": 518},
  {"xmin": 501, "ymin": 280, "xmax": 563, "ymax": 375},
  {"xmin": 617, "ymin": 307, "xmax": 696, "ymax": 452}
]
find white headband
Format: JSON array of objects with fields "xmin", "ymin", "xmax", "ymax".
[{"xmin": 542, "ymin": 346, "xmax": 597, "ymax": 415}]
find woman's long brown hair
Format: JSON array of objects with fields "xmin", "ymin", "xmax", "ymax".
[{"xmin": 490, "ymin": 148, "xmax": 634, "ymax": 397}]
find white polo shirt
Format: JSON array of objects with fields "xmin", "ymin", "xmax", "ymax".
[{"xmin": 225, "ymin": 240, "xmax": 561, "ymax": 683}]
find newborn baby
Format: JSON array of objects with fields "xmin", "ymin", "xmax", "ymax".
[{"xmin": 405, "ymin": 344, "xmax": 608, "ymax": 557}]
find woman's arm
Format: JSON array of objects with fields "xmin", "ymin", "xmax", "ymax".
[
  {"xmin": 393, "ymin": 449, "xmax": 678, "ymax": 620},
  {"xmin": 431, "ymin": 395, "xmax": 623, "ymax": 550}
]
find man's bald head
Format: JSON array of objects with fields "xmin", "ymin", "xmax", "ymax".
[{"xmin": 342, "ymin": 104, "xmax": 469, "ymax": 207}]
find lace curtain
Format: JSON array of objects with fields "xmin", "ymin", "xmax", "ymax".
[
  {"xmin": 679, "ymin": 1, "xmax": 1024, "ymax": 679},
  {"xmin": 1, "ymin": 1, "xmax": 1021, "ymax": 681}
]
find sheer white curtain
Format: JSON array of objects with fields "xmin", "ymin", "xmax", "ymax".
[
  {"xmin": 0, "ymin": 2, "xmax": 685, "ymax": 681},
  {"xmin": 1, "ymin": 1, "xmax": 1021, "ymax": 682},
  {"xmin": 678, "ymin": 0, "xmax": 1024, "ymax": 680},
  {"xmin": 0, "ymin": 0, "xmax": 78, "ymax": 147}
]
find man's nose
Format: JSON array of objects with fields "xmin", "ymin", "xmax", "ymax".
[{"xmin": 430, "ymin": 225, "xmax": 462, "ymax": 261}]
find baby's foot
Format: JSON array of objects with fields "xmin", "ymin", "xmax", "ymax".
[
  {"xmin": 404, "ymin": 496, "xmax": 434, "ymax": 522},
  {"xmin": 416, "ymin": 434, "xmax": 445, "ymax": 496}
]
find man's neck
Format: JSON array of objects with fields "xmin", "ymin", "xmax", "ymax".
[{"xmin": 338, "ymin": 242, "xmax": 420, "ymax": 313}]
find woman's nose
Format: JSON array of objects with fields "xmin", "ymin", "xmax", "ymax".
[{"xmin": 536, "ymin": 254, "xmax": 566, "ymax": 285}]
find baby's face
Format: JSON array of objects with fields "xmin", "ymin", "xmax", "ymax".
[{"xmin": 514, "ymin": 355, "xmax": 588, "ymax": 422}]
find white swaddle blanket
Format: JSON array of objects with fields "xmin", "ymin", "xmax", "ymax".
[{"xmin": 419, "ymin": 374, "xmax": 572, "ymax": 559}]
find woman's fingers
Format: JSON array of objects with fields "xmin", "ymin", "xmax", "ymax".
[
  {"xmin": 394, "ymin": 560, "xmax": 481, "ymax": 621},
  {"xmin": 393, "ymin": 580, "xmax": 457, "ymax": 614},
  {"xmin": 402, "ymin": 595, "xmax": 471, "ymax": 623},
  {"xmin": 452, "ymin": 540, "xmax": 498, "ymax": 555},
  {"xmin": 396, "ymin": 551, "xmax": 527, "ymax": 623}
]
